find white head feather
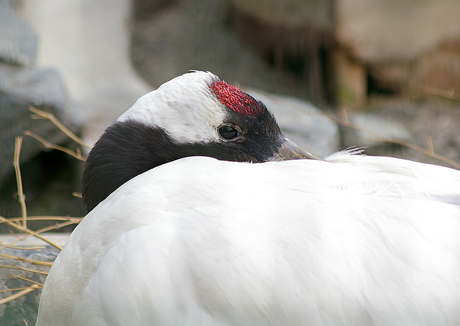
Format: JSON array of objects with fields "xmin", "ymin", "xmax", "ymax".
[{"xmin": 117, "ymin": 71, "xmax": 226, "ymax": 144}]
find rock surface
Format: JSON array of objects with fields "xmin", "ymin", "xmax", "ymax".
[
  {"xmin": 341, "ymin": 111, "xmax": 412, "ymax": 149},
  {"xmin": 361, "ymin": 100, "xmax": 460, "ymax": 168},
  {"xmin": 0, "ymin": 0, "xmax": 36, "ymax": 66},
  {"xmin": 226, "ymin": 0, "xmax": 334, "ymax": 104},
  {"xmin": 18, "ymin": 0, "xmax": 152, "ymax": 145},
  {"xmin": 336, "ymin": 0, "xmax": 460, "ymax": 99},
  {"xmin": 131, "ymin": 0, "xmax": 324, "ymax": 102},
  {"xmin": 0, "ymin": 64, "xmax": 80, "ymax": 187},
  {"xmin": 336, "ymin": 0, "xmax": 460, "ymax": 62},
  {"xmin": 0, "ymin": 0, "xmax": 84, "ymax": 221},
  {"xmin": 0, "ymin": 234, "xmax": 65, "ymax": 326}
]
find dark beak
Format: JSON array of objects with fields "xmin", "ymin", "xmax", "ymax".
[{"xmin": 269, "ymin": 138, "xmax": 324, "ymax": 161}]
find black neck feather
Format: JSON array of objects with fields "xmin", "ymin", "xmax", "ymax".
[{"xmin": 82, "ymin": 119, "xmax": 282, "ymax": 212}]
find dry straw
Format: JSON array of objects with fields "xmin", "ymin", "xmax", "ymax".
[{"xmin": 0, "ymin": 107, "xmax": 86, "ymax": 306}]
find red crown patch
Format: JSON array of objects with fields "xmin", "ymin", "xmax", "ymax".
[{"xmin": 211, "ymin": 81, "xmax": 264, "ymax": 117}]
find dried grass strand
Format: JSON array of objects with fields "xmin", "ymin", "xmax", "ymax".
[
  {"xmin": 0, "ymin": 253, "xmax": 53, "ymax": 267},
  {"xmin": 0, "ymin": 217, "xmax": 63, "ymax": 251},
  {"xmin": 0, "ymin": 219, "xmax": 79, "ymax": 252},
  {"xmin": 13, "ymin": 274, "xmax": 44, "ymax": 286},
  {"xmin": 0, "ymin": 284, "xmax": 41, "ymax": 305},
  {"xmin": 0, "ymin": 217, "xmax": 79, "ymax": 253},
  {"xmin": 0, "ymin": 287, "xmax": 33, "ymax": 293},
  {"xmin": 29, "ymin": 106, "xmax": 91, "ymax": 149},
  {"xmin": 73, "ymin": 192, "xmax": 83, "ymax": 198},
  {"xmin": 35, "ymin": 220, "xmax": 80, "ymax": 234},
  {"xmin": 0, "ymin": 264, "xmax": 49, "ymax": 275},
  {"xmin": 24, "ymin": 130, "xmax": 86, "ymax": 161},
  {"xmin": 3, "ymin": 216, "xmax": 82, "ymax": 223},
  {"xmin": 13, "ymin": 137, "xmax": 27, "ymax": 228},
  {"xmin": 0, "ymin": 241, "xmax": 45, "ymax": 250}
]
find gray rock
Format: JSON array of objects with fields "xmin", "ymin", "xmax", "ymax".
[
  {"xmin": 341, "ymin": 112, "xmax": 412, "ymax": 149},
  {"xmin": 0, "ymin": 247, "xmax": 57, "ymax": 326},
  {"xmin": 0, "ymin": 64, "xmax": 71, "ymax": 111},
  {"xmin": 19, "ymin": 0, "xmax": 152, "ymax": 146},
  {"xmin": 0, "ymin": 0, "xmax": 37, "ymax": 66},
  {"xmin": 0, "ymin": 64, "xmax": 81, "ymax": 185},
  {"xmin": 335, "ymin": 0, "xmax": 460, "ymax": 98},
  {"xmin": 0, "ymin": 234, "xmax": 68, "ymax": 325},
  {"xmin": 0, "ymin": 0, "xmax": 84, "ymax": 222},
  {"xmin": 336, "ymin": 0, "xmax": 460, "ymax": 62},
  {"xmin": 246, "ymin": 89, "xmax": 340, "ymax": 157},
  {"xmin": 0, "ymin": 63, "xmax": 84, "ymax": 220}
]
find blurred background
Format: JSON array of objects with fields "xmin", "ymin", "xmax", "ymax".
[{"xmin": 1, "ymin": 0, "xmax": 460, "ymax": 220}]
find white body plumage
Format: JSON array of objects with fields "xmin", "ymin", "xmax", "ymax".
[
  {"xmin": 37, "ymin": 154, "xmax": 460, "ymax": 326},
  {"xmin": 36, "ymin": 71, "xmax": 460, "ymax": 326}
]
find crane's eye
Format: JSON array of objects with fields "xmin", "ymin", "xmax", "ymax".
[{"xmin": 218, "ymin": 125, "xmax": 240, "ymax": 140}]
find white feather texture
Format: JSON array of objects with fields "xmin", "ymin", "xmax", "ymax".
[
  {"xmin": 117, "ymin": 71, "xmax": 224, "ymax": 144},
  {"xmin": 37, "ymin": 153, "xmax": 460, "ymax": 326}
]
